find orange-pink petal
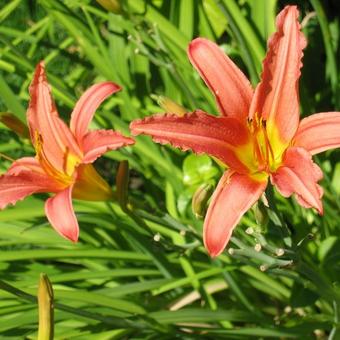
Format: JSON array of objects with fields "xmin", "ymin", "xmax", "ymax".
[
  {"xmin": 45, "ymin": 185, "xmax": 79, "ymax": 242},
  {"xmin": 130, "ymin": 110, "xmax": 253, "ymax": 173},
  {"xmin": 188, "ymin": 38, "xmax": 253, "ymax": 120},
  {"xmin": 293, "ymin": 112, "xmax": 340, "ymax": 155},
  {"xmin": 81, "ymin": 130, "xmax": 134, "ymax": 164},
  {"xmin": 70, "ymin": 82, "xmax": 121, "ymax": 142},
  {"xmin": 249, "ymin": 6, "xmax": 306, "ymax": 151},
  {"xmin": 271, "ymin": 147, "xmax": 323, "ymax": 214},
  {"xmin": 204, "ymin": 171, "xmax": 267, "ymax": 257},
  {"xmin": 0, "ymin": 170, "xmax": 59, "ymax": 209},
  {"xmin": 27, "ymin": 62, "xmax": 82, "ymax": 172},
  {"xmin": 7, "ymin": 157, "xmax": 46, "ymax": 176}
]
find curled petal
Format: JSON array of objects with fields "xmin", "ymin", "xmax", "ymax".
[
  {"xmin": 70, "ymin": 82, "xmax": 121, "ymax": 142},
  {"xmin": 130, "ymin": 110, "xmax": 253, "ymax": 173},
  {"xmin": 27, "ymin": 62, "xmax": 82, "ymax": 172},
  {"xmin": 188, "ymin": 38, "xmax": 253, "ymax": 120},
  {"xmin": 249, "ymin": 6, "xmax": 306, "ymax": 156},
  {"xmin": 293, "ymin": 112, "xmax": 340, "ymax": 155},
  {"xmin": 0, "ymin": 170, "xmax": 59, "ymax": 209},
  {"xmin": 271, "ymin": 147, "xmax": 323, "ymax": 214},
  {"xmin": 45, "ymin": 185, "xmax": 79, "ymax": 242},
  {"xmin": 82, "ymin": 129, "xmax": 134, "ymax": 164},
  {"xmin": 7, "ymin": 157, "xmax": 46, "ymax": 175},
  {"xmin": 204, "ymin": 171, "xmax": 267, "ymax": 257}
]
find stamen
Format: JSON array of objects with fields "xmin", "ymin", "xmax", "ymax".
[
  {"xmin": 262, "ymin": 123, "xmax": 274, "ymax": 165},
  {"xmin": 35, "ymin": 131, "xmax": 73, "ymax": 185}
]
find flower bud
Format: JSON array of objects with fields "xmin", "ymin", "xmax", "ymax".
[
  {"xmin": 38, "ymin": 273, "xmax": 54, "ymax": 340},
  {"xmin": 192, "ymin": 183, "xmax": 214, "ymax": 218},
  {"xmin": 0, "ymin": 112, "xmax": 29, "ymax": 138},
  {"xmin": 254, "ymin": 199, "xmax": 269, "ymax": 228},
  {"xmin": 153, "ymin": 95, "xmax": 187, "ymax": 117},
  {"xmin": 96, "ymin": 0, "xmax": 122, "ymax": 14},
  {"xmin": 116, "ymin": 160, "xmax": 129, "ymax": 209}
]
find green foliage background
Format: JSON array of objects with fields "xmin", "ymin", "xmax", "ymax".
[{"xmin": 0, "ymin": 0, "xmax": 339, "ymax": 338}]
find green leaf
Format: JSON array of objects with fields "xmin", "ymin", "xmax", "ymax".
[{"xmin": 183, "ymin": 154, "xmax": 219, "ymax": 186}]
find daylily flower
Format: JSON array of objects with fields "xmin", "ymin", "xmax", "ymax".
[
  {"xmin": 0, "ymin": 62, "xmax": 134, "ymax": 242},
  {"xmin": 130, "ymin": 6, "xmax": 340, "ymax": 257}
]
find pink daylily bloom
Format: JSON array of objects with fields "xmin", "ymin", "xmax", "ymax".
[
  {"xmin": 130, "ymin": 6, "xmax": 340, "ymax": 257},
  {"xmin": 0, "ymin": 62, "xmax": 134, "ymax": 242}
]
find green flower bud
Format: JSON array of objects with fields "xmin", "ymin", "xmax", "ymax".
[
  {"xmin": 116, "ymin": 160, "xmax": 129, "ymax": 210},
  {"xmin": 0, "ymin": 112, "xmax": 30, "ymax": 138},
  {"xmin": 38, "ymin": 273, "xmax": 54, "ymax": 340},
  {"xmin": 192, "ymin": 183, "xmax": 214, "ymax": 218},
  {"xmin": 153, "ymin": 95, "xmax": 187, "ymax": 117},
  {"xmin": 254, "ymin": 199, "xmax": 269, "ymax": 228},
  {"xmin": 96, "ymin": 0, "xmax": 122, "ymax": 14}
]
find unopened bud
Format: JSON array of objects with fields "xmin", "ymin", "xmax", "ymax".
[
  {"xmin": 0, "ymin": 112, "xmax": 29, "ymax": 138},
  {"xmin": 38, "ymin": 273, "xmax": 54, "ymax": 340},
  {"xmin": 245, "ymin": 227, "xmax": 254, "ymax": 235},
  {"xmin": 259, "ymin": 264, "xmax": 268, "ymax": 272},
  {"xmin": 284, "ymin": 306, "xmax": 292, "ymax": 314},
  {"xmin": 254, "ymin": 244, "xmax": 262, "ymax": 252},
  {"xmin": 153, "ymin": 233, "xmax": 161, "ymax": 242},
  {"xmin": 275, "ymin": 248, "xmax": 285, "ymax": 257},
  {"xmin": 254, "ymin": 200, "xmax": 269, "ymax": 228},
  {"xmin": 152, "ymin": 95, "xmax": 187, "ymax": 117},
  {"xmin": 116, "ymin": 160, "xmax": 129, "ymax": 209},
  {"xmin": 96, "ymin": 0, "xmax": 122, "ymax": 14},
  {"xmin": 192, "ymin": 183, "xmax": 214, "ymax": 218},
  {"xmin": 228, "ymin": 248, "xmax": 235, "ymax": 255}
]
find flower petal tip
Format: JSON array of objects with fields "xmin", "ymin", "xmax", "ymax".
[
  {"xmin": 45, "ymin": 187, "xmax": 79, "ymax": 243},
  {"xmin": 56, "ymin": 228, "xmax": 79, "ymax": 243},
  {"xmin": 129, "ymin": 119, "xmax": 145, "ymax": 136},
  {"xmin": 315, "ymin": 200, "xmax": 323, "ymax": 216},
  {"xmin": 33, "ymin": 61, "xmax": 47, "ymax": 82},
  {"xmin": 206, "ymin": 244, "xmax": 225, "ymax": 258},
  {"xmin": 67, "ymin": 233, "xmax": 79, "ymax": 243},
  {"xmin": 187, "ymin": 37, "xmax": 207, "ymax": 54},
  {"xmin": 204, "ymin": 228, "xmax": 230, "ymax": 258},
  {"xmin": 107, "ymin": 81, "xmax": 122, "ymax": 93}
]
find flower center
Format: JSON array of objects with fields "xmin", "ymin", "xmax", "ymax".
[
  {"xmin": 34, "ymin": 132, "xmax": 79, "ymax": 187},
  {"xmin": 247, "ymin": 115, "xmax": 283, "ymax": 175}
]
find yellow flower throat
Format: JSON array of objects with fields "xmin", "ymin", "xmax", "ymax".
[{"xmin": 239, "ymin": 115, "xmax": 284, "ymax": 180}]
